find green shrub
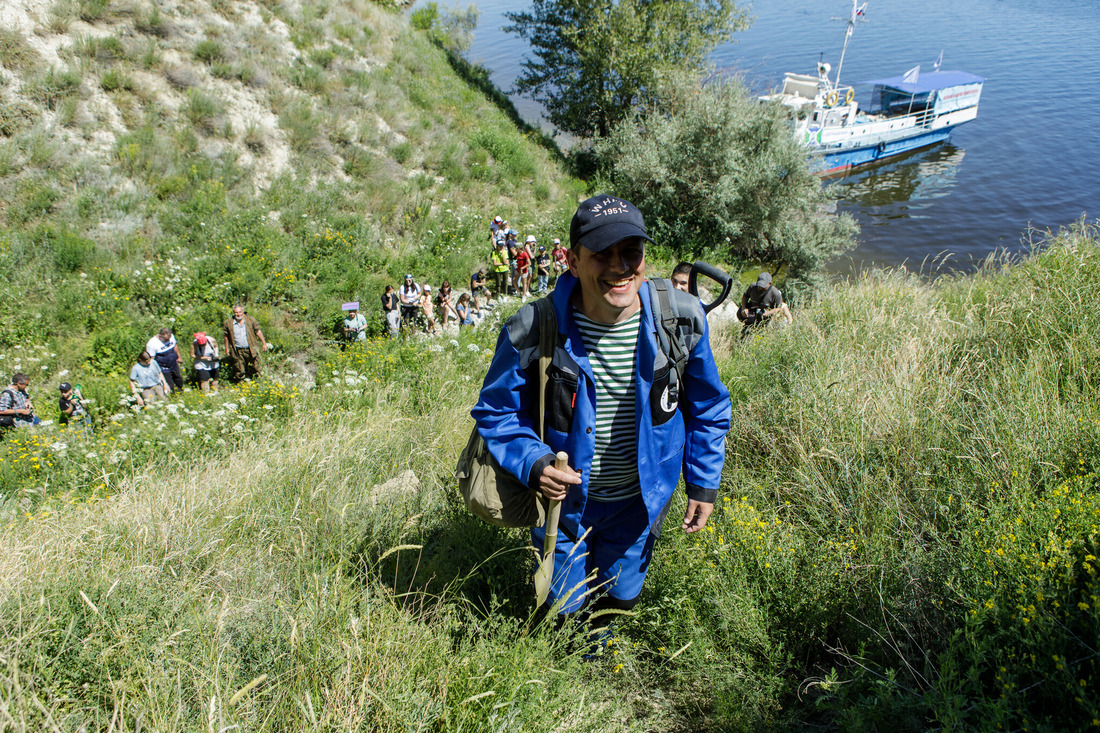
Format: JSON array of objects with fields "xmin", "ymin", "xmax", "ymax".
[
  {"xmin": 33, "ymin": 226, "xmax": 95, "ymax": 272},
  {"xmin": 0, "ymin": 29, "xmax": 38, "ymax": 71},
  {"xmin": 78, "ymin": 0, "xmax": 109, "ymax": 22},
  {"xmin": 29, "ymin": 66, "xmax": 82, "ymax": 109},
  {"xmin": 0, "ymin": 99, "xmax": 36, "ymax": 136},
  {"xmin": 77, "ymin": 34, "xmax": 126, "ymax": 62},
  {"xmin": 279, "ymin": 101, "xmax": 322, "ymax": 156},
  {"xmin": 9, "ymin": 180, "xmax": 60, "ymax": 225},
  {"xmin": 193, "ymin": 39, "xmax": 225, "ymax": 64},
  {"xmin": 46, "ymin": 0, "xmax": 76, "ymax": 33},
  {"xmin": 391, "ymin": 141, "xmax": 412, "ymax": 165},
  {"xmin": 470, "ymin": 124, "xmax": 536, "ymax": 180},
  {"xmin": 87, "ymin": 326, "xmax": 148, "ymax": 375},
  {"xmin": 100, "ymin": 68, "xmax": 132, "ymax": 92},
  {"xmin": 409, "ymin": 3, "xmax": 437, "ymax": 31},
  {"xmin": 183, "ymin": 89, "xmax": 224, "ymax": 134},
  {"xmin": 134, "ymin": 4, "xmax": 170, "ymax": 38},
  {"xmin": 308, "ymin": 47, "xmax": 336, "ymax": 69}
]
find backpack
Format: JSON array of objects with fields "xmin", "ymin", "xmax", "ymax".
[
  {"xmin": 456, "ymin": 296, "xmax": 556, "ymax": 528},
  {"xmin": 0, "ymin": 389, "xmax": 16, "ymax": 428},
  {"xmin": 455, "ymin": 279, "xmax": 694, "ymax": 528}
]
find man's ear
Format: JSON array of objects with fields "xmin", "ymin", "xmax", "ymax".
[{"xmin": 566, "ymin": 248, "xmax": 581, "ymax": 277}]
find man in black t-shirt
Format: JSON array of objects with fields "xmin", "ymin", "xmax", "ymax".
[
  {"xmin": 58, "ymin": 382, "xmax": 91, "ymax": 430},
  {"xmin": 739, "ymin": 272, "xmax": 792, "ymax": 336}
]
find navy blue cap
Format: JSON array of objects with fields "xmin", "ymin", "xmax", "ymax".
[{"xmin": 569, "ymin": 194, "xmax": 652, "ymax": 253}]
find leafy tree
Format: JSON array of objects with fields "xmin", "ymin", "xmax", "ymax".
[
  {"xmin": 594, "ymin": 70, "xmax": 857, "ymax": 286},
  {"xmin": 505, "ymin": 0, "xmax": 747, "ymax": 139}
]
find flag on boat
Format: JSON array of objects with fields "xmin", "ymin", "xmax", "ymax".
[
  {"xmin": 933, "ymin": 50, "xmax": 943, "ymax": 71},
  {"xmin": 846, "ymin": 2, "xmax": 867, "ymax": 39},
  {"xmin": 902, "ymin": 64, "xmax": 920, "ymax": 84}
]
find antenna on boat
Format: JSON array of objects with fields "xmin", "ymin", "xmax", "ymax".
[{"xmin": 832, "ymin": 0, "xmax": 867, "ymax": 91}]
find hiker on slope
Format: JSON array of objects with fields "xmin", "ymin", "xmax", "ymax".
[{"xmin": 472, "ymin": 195, "xmax": 731, "ymax": 644}]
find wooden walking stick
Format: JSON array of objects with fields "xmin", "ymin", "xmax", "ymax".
[{"xmin": 533, "ymin": 451, "xmax": 569, "ymax": 607}]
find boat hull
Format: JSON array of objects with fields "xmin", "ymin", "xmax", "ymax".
[{"xmin": 816, "ymin": 127, "xmax": 954, "ymax": 175}]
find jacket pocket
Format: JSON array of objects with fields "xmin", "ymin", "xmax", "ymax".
[{"xmin": 544, "ymin": 365, "xmax": 577, "ymax": 433}]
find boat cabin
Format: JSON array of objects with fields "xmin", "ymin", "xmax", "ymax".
[{"xmin": 861, "ymin": 70, "xmax": 985, "ymax": 118}]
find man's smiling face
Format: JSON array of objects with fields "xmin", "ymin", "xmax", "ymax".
[{"xmin": 567, "ymin": 237, "xmax": 646, "ymax": 324}]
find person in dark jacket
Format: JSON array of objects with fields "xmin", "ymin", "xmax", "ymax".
[
  {"xmin": 222, "ymin": 306, "xmax": 269, "ymax": 382},
  {"xmin": 472, "ymin": 195, "xmax": 731, "ymax": 640}
]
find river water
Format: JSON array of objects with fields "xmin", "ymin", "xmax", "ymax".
[{"xmin": 439, "ymin": 0, "xmax": 1100, "ymax": 274}]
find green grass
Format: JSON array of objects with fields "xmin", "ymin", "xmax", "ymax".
[
  {"xmin": 1, "ymin": 224, "xmax": 1098, "ymax": 730},
  {"xmin": 0, "ymin": 30, "xmax": 39, "ymax": 72},
  {"xmin": 3, "ymin": 1, "xmax": 1095, "ymax": 727}
]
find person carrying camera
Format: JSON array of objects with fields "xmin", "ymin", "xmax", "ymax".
[
  {"xmin": 739, "ymin": 272, "xmax": 792, "ymax": 338},
  {"xmin": 1, "ymin": 373, "xmax": 41, "ymax": 428},
  {"xmin": 58, "ymin": 382, "xmax": 89, "ymax": 425}
]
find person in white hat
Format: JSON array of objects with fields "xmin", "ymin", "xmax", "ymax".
[
  {"xmin": 399, "ymin": 274, "xmax": 422, "ymax": 328},
  {"xmin": 551, "ymin": 237, "xmax": 568, "ymax": 286},
  {"xmin": 419, "ymin": 284, "xmax": 438, "ymax": 334}
]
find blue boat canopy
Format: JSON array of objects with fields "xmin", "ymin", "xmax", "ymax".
[{"xmin": 858, "ymin": 70, "xmax": 985, "ymax": 94}]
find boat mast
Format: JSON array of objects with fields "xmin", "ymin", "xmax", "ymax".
[{"xmin": 833, "ymin": 0, "xmax": 866, "ymax": 91}]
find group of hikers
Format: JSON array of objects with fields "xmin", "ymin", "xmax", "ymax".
[
  {"xmin": 352, "ymin": 220, "xmax": 571, "ymax": 341},
  {"xmin": 2, "ymin": 193, "xmax": 796, "ymax": 661},
  {"xmin": 129, "ymin": 305, "xmax": 270, "ymax": 405},
  {"xmin": 487, "ymin": 217, "xmax": 570, "ymax": 301},
  {"xmin": 0, "ymin": 305, "xmax": 271, "ymax": 431},
  {"xmin": 354, "ymin": 210, "xmax": 795, "ymax": 343}
]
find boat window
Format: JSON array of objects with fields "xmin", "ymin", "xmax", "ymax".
[{"xmin": 872, "ymin": 86, "xmax": 933, "ymax": 116}]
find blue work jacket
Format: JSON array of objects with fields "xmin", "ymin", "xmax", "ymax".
[{"xmin": 472, "ymin": 273, "xmax": 731, "ymax": 536}]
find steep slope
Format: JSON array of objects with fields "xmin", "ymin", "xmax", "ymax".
[{"xmin": 1, "ymin": 0, "xmax": 583, "ymax": 359}]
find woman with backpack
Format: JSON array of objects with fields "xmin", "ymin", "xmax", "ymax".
[{"xmin": 191, "ymin": 332, "xmax": 220, "ymax": 394}]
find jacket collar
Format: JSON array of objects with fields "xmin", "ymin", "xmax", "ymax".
[{"xmin": 550, "ymin": 272, "xmax": 654, "ymax": 332}]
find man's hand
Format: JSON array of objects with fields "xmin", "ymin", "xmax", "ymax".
[
  {"xmin": 681, "ymin": 500, "xmax": 714, "ymax": 533},
  {"xmin": 538, "ymin": 463, "xmax": 582, "ymax": 501}
]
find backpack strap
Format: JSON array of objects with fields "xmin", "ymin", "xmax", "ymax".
[
  {"xmin": 648, "ymin": 279, "xmax": 690, "ymax": 381},
  {"xmin": 533, "ymin": 296, "xmax": 557, "ymax": 440}
]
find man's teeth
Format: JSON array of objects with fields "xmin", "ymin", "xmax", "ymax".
[{"xmin": 605, "ymin": 278, "xmax": 631, "ymax": 287}]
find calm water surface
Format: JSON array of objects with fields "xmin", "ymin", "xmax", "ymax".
[{"xmin": 446, "ymin": 0, "xmax": 1100, "ymax": 274}]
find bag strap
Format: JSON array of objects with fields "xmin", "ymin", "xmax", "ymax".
[
  {"xmin": 533, "ymin": 296, "xmax": 556, "ymax": 440},
  {"xmin": 648, "ymin": 279, "xmax": 689, "ymax": 381}
]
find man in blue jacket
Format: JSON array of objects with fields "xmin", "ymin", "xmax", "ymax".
[{"xmin": 472, "ymin": 194, "xmax": 731, "ymax": 626}]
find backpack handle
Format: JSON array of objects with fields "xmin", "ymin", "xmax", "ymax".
[{"xmin": 689, "ymin": 261, "xmax": 733, "ymax": 314}]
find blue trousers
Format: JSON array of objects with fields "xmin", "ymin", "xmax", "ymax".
[{"xmin": 531, "ymin": 493, "xmax": 656, "ymax": 614}]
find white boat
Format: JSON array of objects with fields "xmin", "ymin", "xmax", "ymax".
[{"xmin": 760, "ymin": 1, "xmax": 984, "ymax": 176}]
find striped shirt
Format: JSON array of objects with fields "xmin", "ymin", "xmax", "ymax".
[{"xmin": 574, "ymin": 309, "xmax": 641, "ymax": 501}]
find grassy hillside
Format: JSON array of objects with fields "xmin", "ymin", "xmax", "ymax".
[
  {"xmin": 3, "ymin": 0, "xmax": 1100, "ymax": 730},
  {"xmin": 1, "ymin": 0, "xmax": 584, "ymax": 365},
  {"xmin": 3, "ymin": 220, "xmax": 1099, "ymax": 730}
]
